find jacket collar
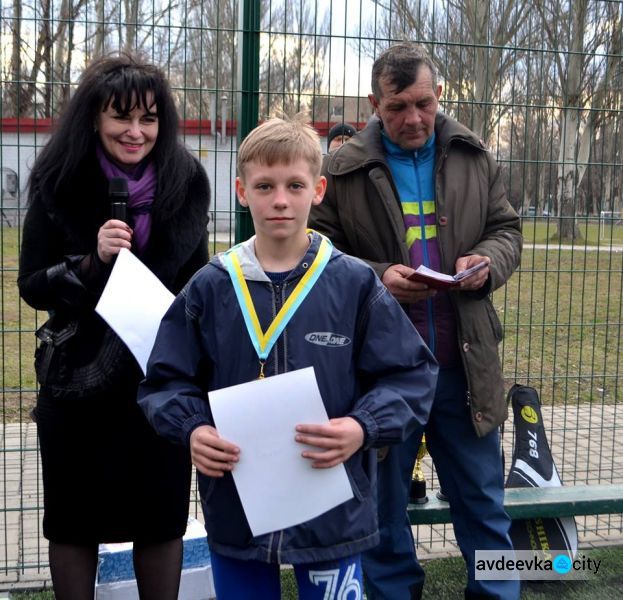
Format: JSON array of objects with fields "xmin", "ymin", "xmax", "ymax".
[
  {"xmin": 382, "ymin": 129, "xmax": 436, "ymax": 162},
  {"xmin": 215, "ymin": 230, "xmax": 333, "ymax": 283},
  {"xmin": 433, "ymin": 111, "xmax": 485, "ymax": 149},
  {"xmin": 327, "ymin": 113, "xmax": 485, "ymax": 176}
]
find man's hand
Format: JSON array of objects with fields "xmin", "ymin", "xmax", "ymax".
[
  {"xmin": 190, "ymin": 425, "xmax": 240, "ymax": 477},
  {"xmin": 455, "ymin": 254, "xmax": 491, "ymax": 291},
  {"xmin": 295, "ymin": 417, "xmax": 365, "ymax": 468},
  {"xmin": 381, "ymin": 264, "xmax": 436, "ymax": 303},
  {"xmin": 97, "ymin": 219, "xmax": 133, "ymax": 263}
]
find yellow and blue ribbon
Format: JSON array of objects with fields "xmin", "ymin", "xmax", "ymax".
[{"xmin": 223, "ymin": 237, "xmax": 332, "ymax": 364}]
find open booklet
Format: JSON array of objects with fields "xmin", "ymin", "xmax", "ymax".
[{"xmin": 407, "ymin": 261, "xmax": 488, "ymax": 289}]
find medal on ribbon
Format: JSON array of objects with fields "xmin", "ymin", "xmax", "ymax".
[{"xmin": 223, "ymin": 235, "xmax": 332, "ymax": 379}]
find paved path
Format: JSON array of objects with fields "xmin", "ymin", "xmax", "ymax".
[
  {"xmin": 525, "ymin": 243, "xmax": 623, "ymax": 252},
  {"xmin": 1, "ymin": 404, "xmax": 622, "ymax": 590}
]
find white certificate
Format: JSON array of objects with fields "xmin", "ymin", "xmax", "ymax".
[
  {"xmin": 209, "ymin": 367, "xmax": 354, "ymax": 537},
  {"xmin": 95, "ymin": 248, "xmax": 175, "ymax": 374}
]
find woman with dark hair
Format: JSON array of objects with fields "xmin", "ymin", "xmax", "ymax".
[{"xmin": 18, "ymin": 54, "xmax": 210, "ymax": 599}]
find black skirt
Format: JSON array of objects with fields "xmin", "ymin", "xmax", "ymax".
[{"xmin": 35, "ymin": 382, "xmax": 192, "ymax": 544}]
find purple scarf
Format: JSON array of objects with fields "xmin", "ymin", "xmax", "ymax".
[{"xmin": 96, "ymin": 144, "xmax": 157, "ymax": 255}]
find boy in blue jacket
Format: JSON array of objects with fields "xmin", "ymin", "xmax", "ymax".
[{"xmin": 138, "ymin": 117, "xmax": 438, "ymax": 599}]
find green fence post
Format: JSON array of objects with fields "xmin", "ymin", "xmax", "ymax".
[{"xmin": 235, "ymin": 0, "xmax": 261, "ymax": 243}]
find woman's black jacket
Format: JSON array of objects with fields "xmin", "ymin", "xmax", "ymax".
[{"xmin": 18, "ymin": 148, "xmax": 211, "ymax": 393}]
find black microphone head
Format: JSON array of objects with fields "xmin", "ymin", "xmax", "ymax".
[
  {"xmin": 109, "ymin": 177, "xmax": 128, "ymax": 222},
  {"xmin": 109, "ymin": 177, "xmax": 129, "ymax": 199}
]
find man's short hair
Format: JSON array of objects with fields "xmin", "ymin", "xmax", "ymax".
[
  {"xmin": 371, "ymin": 42, "xmax": 438, "ymax": 99},
  {"xmin": 237, "ymin": 116, "xmax": 323, "ymax": 180}
]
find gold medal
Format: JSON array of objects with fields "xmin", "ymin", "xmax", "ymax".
[{"xmin": 410, "ymin": 435, "xmax": 429, "ymax": 504}]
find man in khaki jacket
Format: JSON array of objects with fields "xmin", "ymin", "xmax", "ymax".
[{"xmin": 310, "ymin": 43, "xmax": 522, "ymax": 600}]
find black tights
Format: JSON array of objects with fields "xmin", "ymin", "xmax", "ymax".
[
  {"xmin": 133, "ymin": 538, "xmax": 183, "ymax": 599},
  {"xmin": 49, "ymin": 538, "xmax": 183, "ymax": 600}
]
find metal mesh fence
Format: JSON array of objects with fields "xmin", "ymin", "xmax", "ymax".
[{"xmin": 1, "ymin": 0, "xmax": 622, "ymax": 586}]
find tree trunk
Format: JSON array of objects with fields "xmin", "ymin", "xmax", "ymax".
[
  {"xmin": 94, "ymin": 0, "xmax": 106, "ymax": 56},
  {"xmin": 556, "ymin": 109, "xmax": 582, "ymax": 240},
  {"xmin": 469, "ymin": 0, "xmax": 489, "ymax": 139},
  {"xmin": 7, "ymin": 0, "xmax": 22, "ymax": 116},
  {"xmin": 124, "ymin": 0, "xmax": 139, "ymax": 51},
  {"xmin": 53, "ymin": 0, "xmax": 70, "ymax": 112},
  {"xmin": 554, "ymin": 0, "xmax": 587, "ymax": 241}
]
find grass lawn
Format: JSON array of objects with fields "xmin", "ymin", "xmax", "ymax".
[
  {"xmin": 496, "ymin": 245, "xmax": 623, "ymax": 405},
  {"xmin": 416, "ymin": 545, "xmax": 623, "ymax": 599},
  {"xmin": 1, "ymin": 225, "xmax": 38, "ymax": 421},
  {"xmin": 10, "ymin": 546, "xmax": 623, "ymax": 598},
  {"xmin": 521, "ymin": 218, "xmax": 623, "ymax": 246},
  {"xmin": 2, "ymin": 221, "xmax": 622, "ymax": 419}
]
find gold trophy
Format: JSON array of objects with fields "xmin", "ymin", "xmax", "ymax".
[{"xmin": 409, "ymin": 435, "xmax": 429, "ymax": 504}]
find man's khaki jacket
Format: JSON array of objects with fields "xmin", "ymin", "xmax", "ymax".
[{"xmin": 310, "ymin": 113, "xmax": 522, "ymax": 437}]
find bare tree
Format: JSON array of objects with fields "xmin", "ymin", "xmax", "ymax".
[
  {"xmin": 364, "ymin": 0, "xmax": 531, "ymax": 143},
  {"xmin": 502, "ymin": 10, "xmax": 560, "ymax": 217},
  {"xmin": 3, "ymin": 0, "xmax": 88, "ymax": 117},
  {"xmin": 124, "ymin": 0, "xmax": 139, "ymax": 51},
  {"xmin": 258, "ymin": 1, "xmax": 330, "ymax": 118},
  {"xmin": 94, "ymin": 0, "xmax": 106, "ymax": 56},
  {"xmin": 536, "ymin": 0, "xmax": 622, "ymax": 240},
  {"xmin": 4, "ymin": 0, "xmax": 52, "ymax": 116},
  {"xmin": 169, "ymin": 0, "xmax": 330, "ymax": 122},
  {"xmin": 2, "ymin": 0, "xmax": 330, "ymax": 123},
  {"xmin": 168, "ymin": 0, "xmax": 238, "ymax": 120},
  {"xmin": 2, "ymin": 0, "xmax": 184, "ymax": 118},
  {"xmin": 52, "ymin": 0, "xmax": 78, "ymax": 111},
  {"xmin": 5, "ymin": 0, "xmax": 23, "ymax": 113}
]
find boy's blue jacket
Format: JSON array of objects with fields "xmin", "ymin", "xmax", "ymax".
[{"xmin": 138, "ymin": 231, "xmax": 438, "ymax": 564}]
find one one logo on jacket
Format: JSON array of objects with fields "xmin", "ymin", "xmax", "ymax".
[{"xmin": 304, "ymin": 332, "xmax": 351, "ymax": 347}]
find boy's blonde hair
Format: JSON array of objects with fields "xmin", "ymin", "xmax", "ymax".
[{"xmin": 237, "ymin": 116, "xmax": 323, "ymax": 180}]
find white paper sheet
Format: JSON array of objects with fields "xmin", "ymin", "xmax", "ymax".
[
  {"xmin": 95, "ymin": 248, "xmax": 174, "ymax": 374},
  {"xmin": 209, "ymin": 367, "xmax": 354, "ymax": 537}
]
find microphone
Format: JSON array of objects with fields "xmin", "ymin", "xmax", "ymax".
[{"xmin": 109, "ymin": 177, "xmax": 129, "ymax": 223}]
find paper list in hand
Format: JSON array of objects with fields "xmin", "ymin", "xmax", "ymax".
[
  {"xmin": 209, "ymin": 367, "xmax": 354, "ymax": 537},
  {"xmin": 95, "ymin": 248, "xmax": 175, "ymax": 374}
]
